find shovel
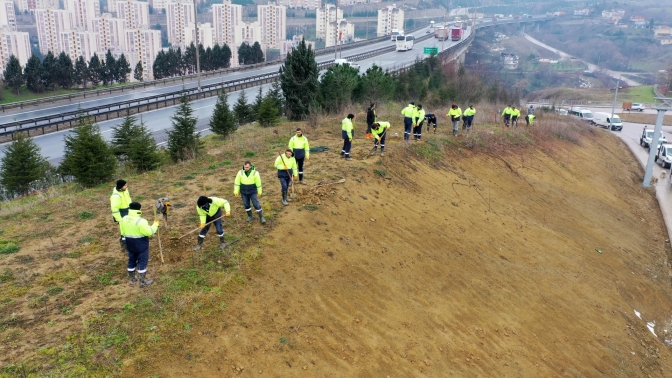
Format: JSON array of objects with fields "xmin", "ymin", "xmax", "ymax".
[{"xmin": 153, "ymin": 208, "xmax": 165, "ymax": 264}]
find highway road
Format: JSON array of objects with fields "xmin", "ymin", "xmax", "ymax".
[
  {"xmin": 0, "ymin": 25, "xmax": 470, "ymax": 164},
  {"xmin": 0, "ymin": 27, "xmax": 436, "ymax": 127}
]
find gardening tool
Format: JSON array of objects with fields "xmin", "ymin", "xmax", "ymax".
[
  {"xmin": 155, "ymin": 197, "xmax": 171, "ymax": 225},
  {"xmin": 153, "ymin": 208, "xmax": 165, "ymax": 264},
  {"xmin": 367, "ymin": 128, "xmax": 388, "ymax": 157},
  {"xmin": 202, "ymin": 177, "xmax": 208, "ymax": 196},
  {"xmin": 172, "ymin": 214, "xmax": 226, "ymax": 240},
  {"xmin": 279, "ymin": 152, "xmax": 296, "ymax": 199},
  {"xmin": 314, "ymin": 178, "xmax": 346, "ymax": 188}
]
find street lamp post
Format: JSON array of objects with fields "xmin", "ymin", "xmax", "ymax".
[
  {"xmin": 193, "ymin": 0, "xmax": 201, "ymax": 91},
  {"xmin": 643, "ymin": 97, "xmax": 672, "ymax": 187},
  {"xmin": 609, "ymin": 78, "xmax": 620, "ymax": 130}
]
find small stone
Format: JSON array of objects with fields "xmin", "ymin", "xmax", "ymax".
[
  {"xmin": 370, "ymin": 218, "xmax": 376, "ymax": 222},
  {"xmin": 303, "ymin": 365, "xmax": 307, "ymax": 370}
]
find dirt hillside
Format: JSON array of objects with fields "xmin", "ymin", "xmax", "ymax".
[{"xmin": 129, "ymin": 125, "xmax": 672, "ymax": 376}]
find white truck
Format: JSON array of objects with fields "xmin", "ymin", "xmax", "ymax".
[
  {"xmin": 655, "ymin": 143, "xmax": 672, "ymax": 168},
  {"xmin": 592, "ymin": 112, "xmax": 622, "ymax": 131},
  {"xmin": 640, "ymin": 127, "xmax": 668, "ymax": 149},
  {"xmin": 391, "ymin": 29, "xmax": 404, "ymax": 41}
]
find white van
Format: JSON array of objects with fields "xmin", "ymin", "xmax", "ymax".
[
  {"xmin": 569, "ymin": 108, "xmax": 594, "ymax": 122},
  {"xmin": 592, "ymin": 112, "xmax": 622, "ymax": 131}
]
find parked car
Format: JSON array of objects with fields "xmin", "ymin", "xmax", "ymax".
[
  {"xmin": 592, "ymin": 112, "xmax": 622, "ymax": 131},
  {"xmin": 655, "ymin": 144, "xmax": 672, "ymax": 168},
  {"xmin": 625, "ymin": 102, "xmax": 646, "ymax": 111},
  {"xmin": 640, "ymin": 127, "xmax": 668, "ymax": 149}
]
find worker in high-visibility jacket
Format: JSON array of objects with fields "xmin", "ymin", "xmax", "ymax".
[
  {"xmin": 447, "ymin": 104, "xmax": 462, "ymax": 136},
  {"xmin": 110, "ymin": 179, "xmax": 132, "ymax": 252},
  {"xmin": 288, "ymin": 128, "xmax": 310, "ymax": 184},
  {"xmin": 525, "ymin": 114, "xmax": 535, "ymax": 126},
  {"xmin": 501, "ymin": 105, "xmax": 513, "ymax": 126},
  {"xmin": 120, "ymin": 202, "xmax": 159, "ymax": 287},
  {"xmin": 275, "ymin": 149, "xmax": 298, "ymax": 206},
  {"xmin": 413, "ymin": 104, "xmax": 426, "ymax": 140},
  {"xmin": 370, "ymin": 122, "xmax": 390, "ymax": 156},
  {"xmin": 401, "ymin": 102, "xmax": 415, "ymax": 141},
  {"xmin": 511, "ymin": 106, "xmax": 520, "ymax": 127},
  {"xmin": 463, "ymin": 105, "xmax": 476, "ymax": 130},
  {"xmin": 234, "ymin": 161, "xmax": 265, "ymax": 224},
  {"xmin": 340, "ymin": 113, "xmax": 355, "ymax": 160},
  {"xmin": 194, "ymin": 196, "xmax": 231, "ymax": 251}
]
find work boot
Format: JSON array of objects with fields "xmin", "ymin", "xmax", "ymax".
[
  {"xmin": 138, "ymin": 272, "xmax": 153, "ymax": 287},
  {"xmin": 452, "ymin": 130, "xmax": 458, "ymax": 136},
  {"xmin": 246, "ymin": 210, "xmax": 254, "ymax": 222},
  {"xmin": 219, "ymin": 236, "xmax": 226, "ymax": 249},
  {"xmin": 380, "ymin": 151, "xmax": 385, "ymax": 157},
  {"xmin": 193, "ymin": 237, "xmax": 203, "ymax": 251},
  {"xmin": 258, "ymin": 210, "xmax": 266, "ymax": 224},
  {"xmin": 282, "ymin": 192, "xmax": 289, "ymax": 206},
  {"xmin": 366, "ymin": 133, "xmax": 372, "ymax": 139},
  {"xmin": 370, "ymin": 149, "xmax": 377, "ymax": 156},
  {"xmin": 127, "ymin": 270, "xmax": 137, "ymax": 285},
  {"xmin": 345, "ymin": 157, "xmax": 352, "ymax": 161}
]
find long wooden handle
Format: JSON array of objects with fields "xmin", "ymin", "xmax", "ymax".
[
  {"xmin": 176, "ymin": 214, "xmax": 225, "ymax": 239},
  {"xmin": 157, "ymin": 227, "xmax": 165, "ymax": 264}
]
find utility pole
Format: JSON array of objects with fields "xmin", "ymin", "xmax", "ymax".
[
  {"xmin": 609, "ymin": 78, "xmax": 620, "ymax": 130},
  {"xmin": 643, "ymin": 97, "xmax": 672, "ymax": 187},
  {"xmin": 334, "ymin": 0, "xmax": 338, "ymax": 59},
  {"xmin": 193, "ymin": 0, "xmax": 201, "ymax": 91}
]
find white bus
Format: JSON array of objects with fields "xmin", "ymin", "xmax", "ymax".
[
  {"xmin": 396, "ymin": 35, "xmax": 415, "ymax": 51},
  {"xmin": 391, "ymin": 29, "xmax": 404, "ymax": 41}
]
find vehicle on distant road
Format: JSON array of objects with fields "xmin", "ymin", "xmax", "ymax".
[
  {"xmin": 655, "ymin": 144, "xmax": 672, "ymax": 168},
  {"xmin": 435, "ymin": 27, "xmax": 449, "ymax": 41},
  {"xmin": 396, "ymin": 35, "xmax": 415, "ymax": 51},
  {"xmin": 334, "ymin": 58, "xmax": 360, "ymax": 70},
  {"xmin": 569, "ymin": 108, "xmax": 593, "ymax": 122},
  {"xmin": 592, "ymin": 112, "xmax": 622, "ymax": 131},
  {"xmin": 391, "ymin": 29, "xmax": 404, "ymax": 41},
  {"xmin": 627, "ymin": 102, "xmax": 646, "ymax": 111},
  {"xmin": 450, "ymin": 27, "xmax": 462, "ymax": 41},
  {"xmin": 640, "ymin": 127, "xmax": 668, "ymax": 149}
]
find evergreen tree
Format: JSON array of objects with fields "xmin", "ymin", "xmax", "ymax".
[
  {"xmin": 104, "ymin": 50, "xmax": 117, "ymax": 84},
  {"xmin": 0, "ymin": 133, "xmax": 48, "ymax": 197},
  {"xmin": 110, "ymin": 112, "xmax": 136, "ymax": 159},
  {"xmin": 251, "ymin": 42, "xmax": 264, "ymax": 64},
  {"xmin": 88, "ymin": 53, "xmax": 101, "ymax": 86},
  {"xmin": 183, "ymin": 43, "xmax": 196, "ymax": 73},
  {"xmin": 318, "ymin": 63, "xmax": 359, "ymax": 113},
  {"xmin": 353, "ymin": 64, "xmax": 395, "ymax": 103},
  {"xmin": 128, "ymin": 120, "xmax": 162, "ymax": 172},
  {"xmin": 133, "ymin": 61, "xmax": 143, "ymax": 81},
  {"xmin": 116, "ymin": 53, "xmax": 131, "ymax": 83},
  {"xmin": 153, "ymin": 51, "xmax": 166, "ymax": 79},
  {"xmin": 60, "ymin": 114, "xmax": 117, "ymax": 187},
  {"xmin": 267, "ymin": 80, "xmax": 285, "ymax": 115},
  {"xmin": 238, "ymin": 42, "xmax": 251, "ymax": 65},
  {"xmin": 233, "ymin": 90, "xmax": 253, "ymax": 125},
  {"xmin": 209, "ymin": 91, "xmax": 236, "ymax": 138},
  {"xmin": 257, "ymin": 95, "xmax": 280, "ymax": 128},
  {"xmin": 166, "ymin": 96, "xmax": 201, "ymax": 162},
  {"xmin": 221, "ymin": 44, "xmax": 232, "ymax": 68},
  {"xmin": 212, "ymin": 44, "xmax": 223, "ymax": 70},
  {"xmin": 100, "ymin": 58, "xmax": 110, "ymax": 85},
  {"xmin": 279, "ymin": 39, "xmax": 318, "ymax": 120},
  {"xmin": 74, "ymin": 56, "xmax": 88, "ymax": 88},
  {"xmin": 41, "ymin": 51, "xmax": 57, "ymax": 91},
  {"xmin": 24, "ymin": 54, "xmax": 43, "ymax": 93},
  {"xmin": 56, "ymin": 52, "xmax": 74, "ymax": 89},
  {"xmin": 252, "ymin": 86, "xmax": 263, "ymax": 119},
  {"xmin": 3, "ymin": 55, "xmax": 23, "ymax": 95}
]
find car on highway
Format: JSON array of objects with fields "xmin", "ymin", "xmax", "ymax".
[
  {"xmin": 628, "ymin": 103, "xmax": 646, "ymax": 112},
  {"xmin": 655, "ymin": 144, "xmax": 672, "ymax": 168},
  {"xmin": 640, "ymin": 127, "xmax": 668, "ymax": 149},
  {"xmin": 333, "ymin": 58, "xmax": 360, "ymax": 70}
]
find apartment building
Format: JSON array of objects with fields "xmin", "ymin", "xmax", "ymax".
[
  {"xmin": 0, "ymin": 0, "xmax": 17, "ymax": 31},
  {"xmin": 92, "ymin": 13, "xmax": 126, "ymax": 52},
  {"xmin": 59, "ymin": 29, "xmax": 98, "ymax": 61},
  {"xmin": 15, "ymin": 0, "xmax": 29, "ymax": 13},
  {"xmin": 125, "ymin": 28, "xmax": 161, "ymax": 79},
  {"xmin": 280, "ymin": 34, "xmax": 314, "ymax": 57},
  {"xmin": 34, "ymin": 0, "xmax": 59, "ymax": 10},
  {"xmin": 35, "ymin": 8, "xmax": 74, "ymax": 54},
  {"xmin": 316, "ymin": 4, "xmax": 341, "ymax": 39},
  {"xmin": 184, "ymin": 22, "xmax": 214, "ymax": 49},
  {"xmin": 376, "ymin": 4, "xmax": 403, "ymax": 37},
  {"xmin": 166, "ymin": 0, "xmax": 194, "ymax": 47},
  {"xmin": 116, "ymin": 0, "xmax": 149, "ymax": 29},
  {"xmin": 277, "ymin": 0, "xmax": 320, "ymax": 10},
  {"xmin": 258, "ymin": 1, "xmax": 285, "ymax": 50},
  {"xmin": 325, "ymin": 19, "xmax": 353, "ymax": 47},
  {"xmin": 212, "ymin": 0, "xmax": 242, "ymax": 48},
  {"xmin": 64, "ymin": 0, "xmax": 100, "ymax": 30},
  {"xmin": 149, "ymin": 0, "xmax": 167, "ymax": 11},
  {"xmin": 0, "ymin": 28, "xmax": 30, "ymax": 73}
]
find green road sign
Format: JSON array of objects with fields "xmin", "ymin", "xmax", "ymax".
[{"xmin": 424, "ymin": 47, "xmax": 438, "ymax": 55}]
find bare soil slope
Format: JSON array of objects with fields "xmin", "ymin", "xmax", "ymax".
[{"xmin": 136, "ymin": 129, "xmax": 672, "ymax": 376}]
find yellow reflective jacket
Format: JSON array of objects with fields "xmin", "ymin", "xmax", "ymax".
[
  {"xmin": 502, "ymin": 107, "xmax": 513, "ymax": 116},
  {"xmin": 110, "ymin": 187, "xmax": 132, "ymax": 222},
  {"xmin": 447, "ymin": 107, "xmax": 462, "ymax": 120},
  {"xmin": 120, "ymin": 209, "xmax": 157, "ymax": 252},
  {"xmin": 414, "ymin": 108, "xmax": 426, "ymax": 125},
  {"xmin": 288, "ymin": 135, "xmax": 310, "ymax": 159},
  {"xmin": 372, "ymin": 122, "xmax": 390, "ymax": 140},
  {"xmin": 464, "ymin": 107, "xmax": 476, "ymax": 116},
  {"xmin": 512, "ymin": 109, "xmax": 520, "ymax": 117},
  {"xmin": 196, "ymin": 197, "xmax": 231, "ymax": 224},
  {"xmin": 401, "ymin": 104, "xmax": 415, "ymax": 118},
  {"xmin": 342, "ymin": 118, "xmax": 354, "ymax": 139},
  {"xmin": 275, "ymin": 155, "xmax": 298, "ymax": 178},
  {"xmin": 234, "ymin": 166, "xmax": 262, "ymax": 195}
]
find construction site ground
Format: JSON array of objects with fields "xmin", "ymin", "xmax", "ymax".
[{"xmin": 2, "ymin": 107, "xmax": 672, "ymax": 377}]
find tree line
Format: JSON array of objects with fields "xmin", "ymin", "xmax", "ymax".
[
  {"xmin": 2, "ymin": 50, "xmax": 135, "ymax": 95},
  {"xmin": 152, "ymin": 43, "xmax": 232, "ymax": 80}
]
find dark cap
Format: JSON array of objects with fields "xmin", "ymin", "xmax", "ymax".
[
  {"xmin": 129, "ymin": 202, "xmax": 141, "ymax": 210},
  {"xmin": 116, "ymin": 179, "xmax": 127, "ymax": 190},
  {"xmin": 197, "ymin": 196, "xmax": 211, "ymax": 208}
]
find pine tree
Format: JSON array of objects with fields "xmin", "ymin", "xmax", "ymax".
[
  {"xmin": 0, "ymin": 133, "xmax": 48, "ymax": 197},
  {"xmin": 252, "ymin": 86, "xmax": 263, "ymax": 120},
  {"xmin": 167, "ymin": 96, "xmax": 201, "ymax": 162},
  {"xmin": 3, "ymin": 55, "xmax": 23, "ymax": 95},
  {"xmin": 152, "ymin": 51, "xmax": 166, "ymax": 79},
  {"xmin": 233, "ymin": 90, "xmax": 252, "ymax": 125},
  {"xmin": 88, "ymin": 53, "xmax": 101, "ymax": 86},
  {"xmin": 353, "ymin": 64, "xmax": 394, "ymax": 103},
  {"xmin": 268, "ymin": 80, "xmax": 285, "ymax": 115},
  {"xmin": 24, "ymin": 54, "xmax": 42, "ymax": 93},
  {"xmin": 133, "ymin": 61, "xmax": 143, "ymax": 81},
  {"xmin": 257, "ymin": 95, "xmax": 280, "ymax": 128},
  {"xmin": 41, "ymin": 51, "xmax": 57, "ymax": 91},
  {"xmin": 104, "ymin": 50, "xmax": 118, "ymax": 84},
  {"xmin": 127, "ymin": 120, "xmax": 162, "ymax": 172},
  {"xmin": 116, "ymin": 53, "xmax": 131, "ymax": 83},
  {"xmin": 60, "ymin": 114, "xmax": 117, "ymax": 187},
  {"xmin": 74, "ymin": 56, "xmax": 88, "ymax": 88},
  {"xmin": 110, "ymin": 112, "xmax": 136, "ymax": 160},
  {"xmin": 222, "ymin": 44, "xmax": 232, "ymax": 68},
  {"xmin": 318, "ymin": 63, "xmax": 359, "ymax": 113},
  {"xmin": 56, "ymin": 52, "xmax": 74, "ymax": 89},
  {"xmin": 251, "ymin": 42, "xmax": 264, "ymax": 64},
  {"xmin": 209, "ymin": 91, "xmax": 236, "ymax": 138},
  {"xmin": 238, "ymin": 42, "xmax": 251, "ymax": 65},
  {"xmin": 279, "ymin": 39, "xmax": 318, "ymax": 120}
]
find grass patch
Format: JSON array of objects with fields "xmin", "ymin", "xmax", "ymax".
[
  {"xmin": 77, "ymin": 211, "xmax": 95, "ymax": 220},
  {"xmin": 0, "ymin": 238, "xmax": 20, "ymax": 254},
  {"xmin": 46, "ymin": 286, "xmax": 65, "ymax": 296},
  {"xmin": 621, "ymin": 85, "xmax": 656, "ymax": 104}
]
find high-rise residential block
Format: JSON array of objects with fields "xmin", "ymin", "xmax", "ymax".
[
  {"xmin": 0, "ymin": 28, "xmax": 30, "ymax": 73},
  {"xmin": 64, "ymin": 0, "xmax": 100, "ymax": 31},
  {"xmin": 377, "ymin": 4, "xmax": 403, "ymax": 37},
  {"xmin": 92, "ymin": 13, "xmax": 126, "ymax": 53},
  {"xmin": 277, "ymin": 0, "xmax": 320, "ymax": 10},
  {"xmin": 316, "ymin": 4, "xmax": 341, "ymax": 39},
  {"xmin": 212, "ymin": 0, "xmax": 241, "ymax": 48},
  {"xmin": 257, "ymin": 1, "xmax": 285, "ymax": 50},
  {"xmin": 166, "ymin": 0, "xmax": 194, "ymax": 47},
  {"xmin": 0, "ymin": 0, "xmax": 17, "ymax": 31},
  {"xmin": 116, "ymin": 0, "xmax": 149, "ymax": 29},
  {"xmin": 59, "ymin": 29, "xmax": 99, "ymax": 61},
  {"xmin": 125, "ymin": 28, "xmax": 161, "ymax": 80},
  {"xmin": 325, "ymin": 19, "xmax": 353, "ymax": 47},
  {"xmin": 149, "ymin": 0, "xmax": 167, "ymax": 11},
  {"xmin": 15, "ymin": 0, "xmax": 29, "ymax": 13},
  {"xmin": 184, "ymin": 22, "xmax": 214, "ymax": 49},
  {"xmin": 35, "ymin": 8, "xmax": 74, "ymax": 54}
]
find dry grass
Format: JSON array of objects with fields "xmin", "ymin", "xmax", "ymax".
[{"xmin": 619, "ymin": 113, "xmax": 672, "ymax": 126}]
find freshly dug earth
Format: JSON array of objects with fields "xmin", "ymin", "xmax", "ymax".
[{"xmin": 133, "ymin": 131, "xmax": 672, "ymax": 376}]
